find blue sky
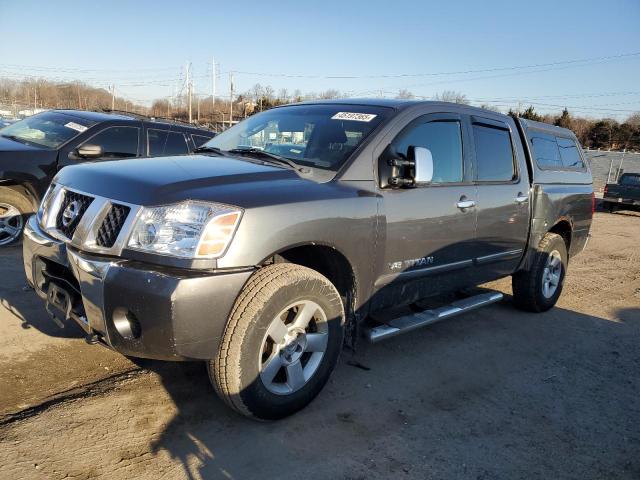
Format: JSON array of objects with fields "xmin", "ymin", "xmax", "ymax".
[{"xmin": 1, "ymin": 0, "xmax": 639, "ymax": 119}]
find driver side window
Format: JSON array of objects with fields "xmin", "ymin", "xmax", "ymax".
[
  {"xmin": 392, "ymin": 120, "xmax": 463, "ymax": 183},
  {"xmin": 81, "ymin": 126, "xmax": 139, "ymax": 159}
]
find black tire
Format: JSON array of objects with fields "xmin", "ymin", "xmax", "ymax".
[
  {"xmin": 0, "ymin": 188, "xmax": 33, "ymax": 246},
  {"xmin": 209, "ymin": 264, "xmax": 345, "ymax": 420},
  {"xmin": 512, "ymin": 232, "xmax": 568, "ymax": 313},
  {"xmin": 604, "ymin": 202, "xmax": 615, "ymax": 213}
]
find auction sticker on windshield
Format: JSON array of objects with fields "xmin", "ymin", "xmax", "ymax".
[
  {"xmin": 331, "ymin": 112, "xmax": 377, "ymax": 122},
  {"xmin": 64, "ymin": 122, "xmax": 88, "ymax": 133}
]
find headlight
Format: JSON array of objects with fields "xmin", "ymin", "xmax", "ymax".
[
  {"xmin": 38, "ymin": 184, "xmax": 57, "ymax": 224},
  {"xmin": 127, "ymin": 201, "xmax": 242, "ymax": 259}
]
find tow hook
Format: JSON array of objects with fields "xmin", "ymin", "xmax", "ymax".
[{"xmin": 85, "ymin": 333, "xmax": 101, "ymax": 345}]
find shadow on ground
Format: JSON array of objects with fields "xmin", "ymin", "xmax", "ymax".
[
  {"xmin": 0, "ymin": 245, "xmax": 85, "ymax": 339},
  {"xmin": 127, "ymin": 300, "xmax": 640, "ymax": 479}
]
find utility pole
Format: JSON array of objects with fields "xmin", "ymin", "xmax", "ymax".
[
  {"xmin": 34, "ymin": 85, "xmax": 37, "ymax": 111},
  {"xmin": 211, "ymin": 55, "xmax": 216, "ymax": 123},
  {"xmin": 197, "ymin": 96, "xmax": 200, "ymax": 122},
  {"xmin": 186, "ymin": 61, "xmax": 193, "ymax": 124},
  {"xmin": 229, "ymin": 72, "xmax": 234, "ymax": 127},
  {"xmin": 110, "ymin": 84, "xmax": 115, "ymax": 110},
  {"xmin": 167, "ymin": 96, "xmax": 170, "ymax": 118}
]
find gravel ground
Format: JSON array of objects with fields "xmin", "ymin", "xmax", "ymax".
[{"xmin": 0, "ymin": 211, "xmax": 638, "ymax": 480}]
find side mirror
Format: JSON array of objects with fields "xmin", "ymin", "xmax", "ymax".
[
  {"xmin": 76, "ymin": 144, "xmax": 103, "ymax": 159},
  {"xmin": 412, "ymin": 146, "xmax": 433, "ymax": 184}
]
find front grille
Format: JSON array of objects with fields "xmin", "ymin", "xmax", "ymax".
[
  {"xmin": 96, "ymin": 204, "xmax": 130, "ymax": 248},
  {"xmin": 55, "ymin": 190, "xmax": 93, "ymax": 239}
]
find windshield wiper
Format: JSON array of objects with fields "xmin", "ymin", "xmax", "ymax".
[
  {"xmin": 227, "ymin": 147, "xmax": 302, "ymax": 171},
  {"xmin": 193, "ymin": 145, "xmax": 225, "ymax": 155},
  {"xmin": 1, "ymin": 134, "xmax": 29, "ymax": 145}
]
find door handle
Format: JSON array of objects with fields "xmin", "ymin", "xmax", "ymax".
[
  {"xmin": 456, "ymin": 199, "xmax": 476, "ymax": 209},
  {"xmin": 515, "ymin": 193, "xmax": 529, "ymax": 204}
]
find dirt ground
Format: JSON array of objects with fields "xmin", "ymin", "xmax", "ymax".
[{"xmin": 0, "ymin": 211, "xmax": 638, "ymax": 480}]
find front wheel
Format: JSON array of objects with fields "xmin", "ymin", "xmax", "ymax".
[
  {"xmin": 0, "ymin": 189, "xmax": 33, "ymax": 246},
  {"xmin": 209, "ymin": 264, "xmax": 345, "ymax": 420},
  {"xmin": 512, "ymin": 232, "xmax": 568, "ymax": 312}
]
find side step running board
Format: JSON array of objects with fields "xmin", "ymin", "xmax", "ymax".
[{"xmin": 364, "ymin": 291, "xmax": 503, "ymax": 343}]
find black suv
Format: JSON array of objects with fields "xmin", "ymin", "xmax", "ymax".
[{"xmin": 0, "ymin": 109, "xmax": 215, "ymax": 245}]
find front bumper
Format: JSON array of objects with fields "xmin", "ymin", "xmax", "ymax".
[
  {"xmin": 603, "ymin": 196, "xmax": 640, "ymax": 208},
  {"xmin": 23, "ymin": 215, "xmax": 253, "ymax": 360}
]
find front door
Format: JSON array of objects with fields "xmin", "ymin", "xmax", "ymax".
[{"xmin": 373, "ymin": 113, "xmax": 477, "ymax": 310}]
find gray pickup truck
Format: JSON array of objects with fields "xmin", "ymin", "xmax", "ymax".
[{"xmin": 22, "ymin": 100, "xmax": 593, "ymax": 419}]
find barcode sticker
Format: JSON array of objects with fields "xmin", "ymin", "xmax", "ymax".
[
  {"xmin": 64, "ymin": 122, "xmax": 88, "ymax": 132},
  {"xmin": 331, "ymin": 112, "xmax": 377, "ymax": 122}
]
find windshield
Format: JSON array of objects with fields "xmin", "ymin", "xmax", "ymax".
[
  {"xmin": 619, "ymin": 174, "xmax": 640, "ymax": 186},
  {"xmin": 204, "ymin": 104, "xmax": 391, "ymax": 170},
  {"xmin": 0, "ymin": 111, "xmax": 95, "ymax": 149}
]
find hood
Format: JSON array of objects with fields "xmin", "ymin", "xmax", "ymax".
[
  {"xmin": 0, "ymin": 137, "xmax": 57, "ymax": 195},
  {"xmin": 54, "ymin": 154, "xmax": 313, "ymax": 206},
  {"xmin": 0, "ymin": 135, "xmax": 48, "ymax": 152}
]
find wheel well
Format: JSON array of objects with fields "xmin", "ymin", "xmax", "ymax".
[
  {"xmin": 0, "ymin": 184, "xmax": 39, "ymax": 211},
  {"xmin": 549, "ymin": 220, "xmax": 572, "ymax": 252},
  {"xmin": 267, "ymin": 245, "xmax": 357, "ymax": 309}
]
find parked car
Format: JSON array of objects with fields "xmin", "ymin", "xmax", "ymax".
[
  {"xmin": 0, "ymin": 109, "xmax": 215, "ymax": 245},
  {"xmin": 0, "ymin": 118, "xmax": 19, "ymax": 128},
  {"xmin": 22, "ymin": 100, "xmax": 593, "ymax": 420},
  {"xmin": 602, "ymin": 172, "xmax": 640, "ymax": 212}
]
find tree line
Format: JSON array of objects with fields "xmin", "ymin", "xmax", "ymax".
[{"xmin": 1, "ymin": 78, "xmax": 639, "ymax": 151}]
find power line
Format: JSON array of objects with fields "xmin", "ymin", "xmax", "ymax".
[{"xmin": 225, "ymin": 51, "xmax": 640, "ymax": 79}]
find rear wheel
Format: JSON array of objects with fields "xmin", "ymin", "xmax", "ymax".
[
  {"xmin": 0, "ymin": 189, "xmax": 32, "ymax": 246},
  {"xmin": 209, "ymin": 264, "xmax": 345, "ymax": 420},
  {"xmin": 512, "ymin": 232, "xmax": 568, "ymax": 312}
]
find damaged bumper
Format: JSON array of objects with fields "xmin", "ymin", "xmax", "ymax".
[{"xmin": 23, "ymin": 215, "xmax": 253, "ymax": 361}]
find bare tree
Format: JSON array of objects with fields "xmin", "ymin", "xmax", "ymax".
[
  {"xmin": 478, "ymin": 103, "xmax": 501, "ymax": 112},
  {"xmin": 396, "ymin": 89, "xmax": 415, "ymax": 99},
  {"xmin": 626, "ymin": 112, "xmax": 640, "ymax": 128},
  {"xmin": 319, "ymin": 89, "xmax": 340, "ymax": 99},
  {"xmin": 433, "ymin": 90, "xmax": 469, "ymax": 104},
  {"xmin": 278, "ymin": 88, "xmax": 289, "ymax": 104}
]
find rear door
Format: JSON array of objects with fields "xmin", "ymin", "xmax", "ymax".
[
  {"xmin": 470, "ymin": 116, "xmax": 529, "ymax": 279},
  {"xmin": 374, "ymin": 112, "xmax": 478, "ymax": 307}
]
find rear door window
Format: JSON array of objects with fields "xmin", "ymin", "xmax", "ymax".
[
  {"xmin": 148, "ymin": 129, "xmax": 190, "ymax": 156},
  {"xmin": 530, "ymin": 132, "xmax": 562, "ymax": 169},
  {"xmin": 81, "ymin": 126, "xmax": 139, "ymax": 159},
  {"xmin": 556, "ymin": 137, "xmax": 584, "ymax": 169},
  {"xmin": 473, "ymin": 124, "xmax": 516, "ymax": 182},
  {"xmin": 619, "ymin": 174, "xmax": 640, "ymax": 186},
  {"xmin": 191, "ymin": 134, "xmax": 211, "ymax": 148}
]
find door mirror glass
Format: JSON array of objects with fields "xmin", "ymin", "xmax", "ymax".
[
  {"xmin": 412, "ymin": 146, "xmax": 433, "ymax": 184},
  {"xmin": 76, "ymin": 144, "xmax": 103, "ymax": 159}
]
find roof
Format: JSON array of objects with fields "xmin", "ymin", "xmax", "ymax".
[
  {"xmin": 288, "ymin": 97, "xmax": 417, "ymax": 109},
  {"xmin": 284, "ymin": 98, "xmax": 514, "ymax": 118},
  {"xmin": 54, "ymin": 109, "xmax": 136, "ymax": 122},
  {"xmin": 518, "ymin": 118, "xmax": 576, "ymax": 138},
  {"xmin": 51, "ymin": 109, "xmax": 214, "ymax": 133}
]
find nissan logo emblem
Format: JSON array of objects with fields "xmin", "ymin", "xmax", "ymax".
[{"xmin": 61, "ymin": 200, "xmax": 81, "ymax": 227}]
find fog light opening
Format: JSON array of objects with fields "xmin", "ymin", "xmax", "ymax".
[{"xmin": 112, "ymin": 307, "xmax": 142, "ymax": 340}]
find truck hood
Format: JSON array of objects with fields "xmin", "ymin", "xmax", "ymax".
[
  {"xmin": 0, "ymin": 137, "xmax": 57, "ymax": 195},
  {"xmin": 54, "ymin": 154, "xmax": 318, "ymax": 207},
  {"xmin": 0, "ymin": 135, "xmax": 48, "ymax": 152}
]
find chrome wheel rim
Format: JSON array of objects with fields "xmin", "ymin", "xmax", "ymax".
[
  {"xmin": 0, "ymin": 203, "xmax": 23, "ymax": 246},
  {"xmin": 259, "ymin": 300, "xmax": 329, "ymax": 395},
  {"xmin": 542, "ymin": 250, "xmax": 562, "ymax": 298}
]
